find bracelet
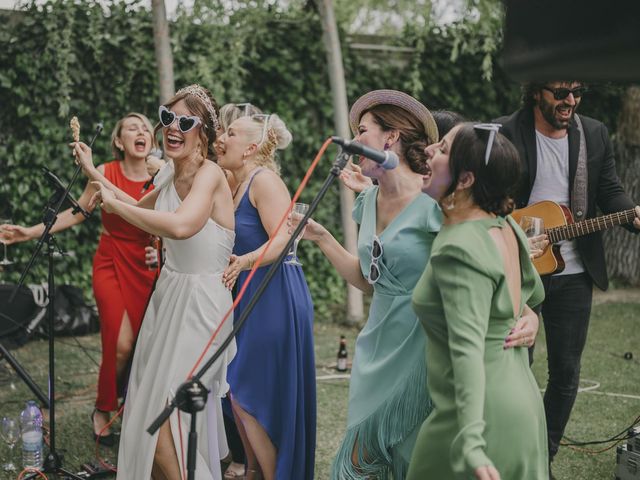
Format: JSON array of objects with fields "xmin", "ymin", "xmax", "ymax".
[{"xmin": 247, "ymin": 253, "xmax": 255, "ymax": 269}]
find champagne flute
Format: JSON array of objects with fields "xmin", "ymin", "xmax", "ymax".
[
  {"xmin": 1, "ymin": 416, "xmax": 19, "ymax": 472},
  {"xmin": 519, "ymin": 216, "xmax": 545, "ymax": 253},
  {"xmin": 285, "ymin": 203, "xmax": 309, "ymax": 266},
  {"xmin": 0, "ymin": 218, "xmax": 14, "ymax": 266}
]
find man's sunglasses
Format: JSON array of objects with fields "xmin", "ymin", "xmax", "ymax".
[
  {"xmin": 542, "ymin": 86, "xmax": 587, "ymax": 101},
  {"xmin": 158, "ymin": 105, "xmax": 202, "ymax": 133}
]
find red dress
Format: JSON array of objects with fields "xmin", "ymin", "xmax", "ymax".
[{"xmin": 92, "ymin": 161, "xmax": 156, "ymax": 411}]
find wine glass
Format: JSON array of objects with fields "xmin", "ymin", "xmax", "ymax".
[
  {"xmin": 1, "ymin": 416, "xmax": 19, "ymax": 472},
  {"xmin": 0, "ymin": 218, "xmax": 14, "ymax": 266},
  {"xmin": 285, "ymin": 203, "xmax": 309, "ymax": 266},
  {"xmin": 519, "ymin": 216, "xmax": 545, "ymax": 252}
]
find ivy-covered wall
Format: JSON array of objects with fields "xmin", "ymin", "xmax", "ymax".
[{"xmin": 0, "ymin": 0, "xmax": 626, "ymax": 321}]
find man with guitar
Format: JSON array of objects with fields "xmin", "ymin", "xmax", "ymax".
[{"xmin": 495, "ymin": 81, "xmax": 640, "ymax": 476}]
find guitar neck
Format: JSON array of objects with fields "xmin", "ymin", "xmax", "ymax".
[{"xmin": 547, "ymin": 209, "xmax": 637, "ymax": 243}]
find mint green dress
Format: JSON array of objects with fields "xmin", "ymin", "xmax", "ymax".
[
  {"xmin": 331, "ymin": 186, "xmax": 442, "ymax": 480},
  {"xmin": 407, "ymin": 216, "xmax": 548, "ymax": 480}
]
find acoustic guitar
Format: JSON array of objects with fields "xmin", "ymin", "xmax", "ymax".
[{"xmin": 511, "ymin": 201, "xmax": 637, "ymax": 275}]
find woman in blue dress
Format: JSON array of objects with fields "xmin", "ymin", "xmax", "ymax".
[
  {"xmin": 295, "ymin": 90, "xmax": 441, "ymax": 479},
  {"xmin": 216, "ymin": 113, "xmax": 315, "ymax": 480}
]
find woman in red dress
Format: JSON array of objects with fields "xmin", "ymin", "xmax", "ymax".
[{"xmin": 1, "ymin": 113, "xmax": 158, "ymax": 445}]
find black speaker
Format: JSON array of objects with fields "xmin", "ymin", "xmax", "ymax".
[
  {"xmin": 503, "ymin": 0, "xmax": 640, "ymax": 81},
  {"xmin": 0, "ymin": 284, "xmax": 39, "ymax": 339}
]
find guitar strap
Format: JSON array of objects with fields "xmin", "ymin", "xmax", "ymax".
[{"xmin": 571, "ymin": 114, "xmax": 588, "ymax": 221}]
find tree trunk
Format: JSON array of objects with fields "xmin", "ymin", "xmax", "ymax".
[
  {"xmin": 316, "ymin": 0, "xmax": 364, "ymax": 324},
  {"xmin": 604, "ymin": 85, "xmax": 640, "ymax": 286},
  {"xmin": 151, "ymin": 0, "xmax": 175, "ymax": 104}
]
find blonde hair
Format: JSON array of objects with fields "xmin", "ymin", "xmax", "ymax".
[
  {"xmin": 219, "ymin": 103, "xmax": 263, "ymax": 132},
  {"xmin": 241, "ymin": 114, "xmax": 292, "ymax": 175},
  {"xmin": 110, "ymin": 113, "xmax": 156, "ymax": 160}
]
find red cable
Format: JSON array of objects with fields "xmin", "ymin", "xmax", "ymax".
[
  {"xmin": 159, "ymin": 137, "xmax": 333, "ymax": 474},
  {"xmin": 94, "ymin": 405, "xmax": 123, "ymax": 473},
  {"xmin": 17, "ymin": 468, "xmax": 48, "ymax": 479},
  {"xmin": 186, "ymin": 137, "xmax": 334, "ymax": 378}
]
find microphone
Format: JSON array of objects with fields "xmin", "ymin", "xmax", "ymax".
[
  {"xmin": 331, "ymin": 136, "xmax": 399, "ymax": 170},
  {"xmin": 142, "ymin": 148, "xmax": 164, "ymax": 192}
]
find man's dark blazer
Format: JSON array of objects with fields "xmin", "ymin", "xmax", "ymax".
[{"xmin": 495, "ymin": 107, "xmax": 636, "ymax": 291}]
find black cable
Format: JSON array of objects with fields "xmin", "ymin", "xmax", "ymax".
[
  {"xmin": 1, "ymin": 311, "xmax": 101, "ymax": 366},
  {"xmin": 61, "ymin": 336, "xmax": 101, "ymax": 367},
  {"xmin": 561, "ymin": 414, "xmax": 640, "ymax": 446}
]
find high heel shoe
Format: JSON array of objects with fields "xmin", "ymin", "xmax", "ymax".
[{"xmin": 91, "ymin": 408, "xmax": 116, "ymax": 447}]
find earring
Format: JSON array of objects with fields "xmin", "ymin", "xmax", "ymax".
[
  {"xmin": 383, "ymin": 142, "xmax": 390, "ymax": 150},
  {"xmin": 443, "ymin": 192, "xmax": 456, "ymax": 211}
]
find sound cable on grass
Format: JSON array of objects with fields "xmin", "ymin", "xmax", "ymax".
[
  {"xmin": 560, "ymin": 414, "xmax": 640, "ymax": 454},
  {"xmin": 93, "ymin": 404, "xmax": 123, "ymax": 474}
]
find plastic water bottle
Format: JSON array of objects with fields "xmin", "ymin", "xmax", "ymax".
[{"xmin": 20, "ymin": 400, "xmax": 44, "ymax": 469}]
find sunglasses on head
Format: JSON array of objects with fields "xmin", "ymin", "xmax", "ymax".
[
  {"xmin": 251, "ymin": 114, "xmax": 271, "ymax": 145},
  {"xmin": 542, "ymin": 86, "xmax": 587, "ymax": 101},
  {"xmin": 474, "ymin": 123, "xmax": 502, "ymax": 165},
  {"xmin": 158, "ymin": 105, "xmax": 202, "ymax": 133},
  {"xmin": 235, "ymin": 103, "xmax": 253, "ymax": 116}
]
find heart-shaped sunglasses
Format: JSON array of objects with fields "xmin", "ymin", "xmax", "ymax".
[{"xmin": 158, "ymin": 105, "xmax": 202, "ymax": 133}]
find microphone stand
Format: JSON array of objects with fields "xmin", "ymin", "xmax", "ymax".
[
  {"xmin": 10, "ymin": 124, "xmax": 102, "ymax": 480},
  {"xmin": 146, "ymin": 146, "xmax": 351, "ymax": 480}
]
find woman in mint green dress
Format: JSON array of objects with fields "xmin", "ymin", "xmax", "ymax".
[
  {"xmin": 296, "ymin": 90, "xmax": 441, "ymax": 479},
  {"xmin": 408, "ymin": 123, "xmax": 548, "ymax": 480}
]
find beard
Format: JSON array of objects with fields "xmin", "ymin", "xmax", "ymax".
[{"xmin": 538, "ymin": 95, "xmax": 576, "ymax": 130}]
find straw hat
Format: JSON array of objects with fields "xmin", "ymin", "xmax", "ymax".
[{"xmin": 349, "ymin": 89, "xmax": 439, "ymax": 143}]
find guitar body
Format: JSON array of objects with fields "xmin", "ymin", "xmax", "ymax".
[{"xmin": 511, "ymin": 201, "xmax": 572, "ymax": 276}]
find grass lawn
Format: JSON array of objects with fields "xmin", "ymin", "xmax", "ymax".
[{"xmin": 0, "ymin": 295, "xmax": 638, "ymax": 479}]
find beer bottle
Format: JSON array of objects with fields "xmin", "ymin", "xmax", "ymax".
[{"xmin": 336, "ymin": 335, "xmax": 348, "ymax": 372}]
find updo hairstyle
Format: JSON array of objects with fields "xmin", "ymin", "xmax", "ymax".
[
  {"xmin": 365, "ymin": 104, "xmax": 433, "ymax": 175},
  {"xmin": 219, "ymin": 103, "xmax": 263, "ymax": 132},
  {"xmin": 242, "ymin": 114, "xmax": 292, "ymax": 175}
]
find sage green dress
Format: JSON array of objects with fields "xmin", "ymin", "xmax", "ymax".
[
  {"xmin": 407, "ymin": 216, "xmax": 548, "ymax": 480},
  {"xmin": 331, "ymin": 186, "xmax": 442, "ymax": 480}
]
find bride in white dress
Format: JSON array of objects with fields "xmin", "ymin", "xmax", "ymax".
[{"xmin": 73, "ymin": 84, "xmax": 236, "ymax": 480}]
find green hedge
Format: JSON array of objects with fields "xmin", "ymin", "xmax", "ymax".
[{"xmin": 0, "ymin": 0, "xmax": 625, "ymax": 321}]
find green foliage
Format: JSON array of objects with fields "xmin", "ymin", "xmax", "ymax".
[{"xmin": 0, "ymin": 0, "xmax": 626, "ymax": 321}]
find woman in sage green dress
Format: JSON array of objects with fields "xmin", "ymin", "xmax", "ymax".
[
  {"xmin": 295, "ymin": 90, "xmax": 441, "ymax": 479},
  {"xmin": 408, "ymin": 123, "xmax": 548, "ymax": 480}
]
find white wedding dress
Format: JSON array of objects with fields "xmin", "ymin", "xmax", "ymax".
[{"xmin": 117, "ymin": 162, "xmax": 236, "ymax": 480}]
